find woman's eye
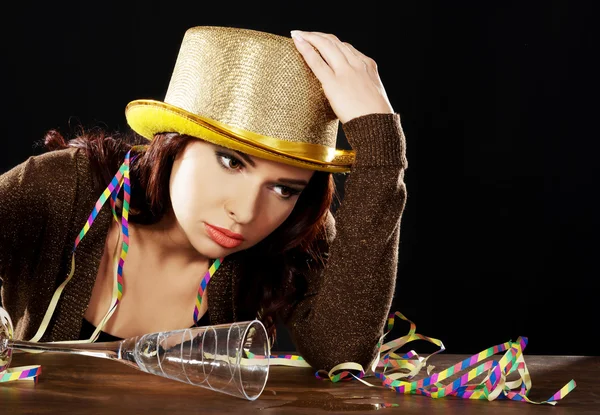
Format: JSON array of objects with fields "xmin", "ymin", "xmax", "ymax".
[
  {"xmin": 274, "ymin": 185, "xmax": 301, "ymax": 199},
  {"xmin": 217, "ymin": 154, "xmax": 244, "ymax": 170}
]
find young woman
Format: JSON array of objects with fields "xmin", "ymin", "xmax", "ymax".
[{"xmin": 0, "ymin": 27, "xmax": 407, "ymax": 373}]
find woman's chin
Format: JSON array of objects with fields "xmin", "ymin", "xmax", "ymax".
[{"xmin": 192, "ymin": 239, "xmax": 243, "ymax": 259}]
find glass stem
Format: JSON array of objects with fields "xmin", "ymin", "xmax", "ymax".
[{"xmin": 8, "ymin": 337, "xmax": 140, "ymax": 369}]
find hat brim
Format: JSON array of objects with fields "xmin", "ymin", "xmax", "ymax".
[{"xmin": 125, "ymin": 100, "xmax": 354, "ymax": 173}]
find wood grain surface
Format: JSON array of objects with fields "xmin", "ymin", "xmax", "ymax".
[{"xmin": 1, "ymin": 352, "xmax": 596, "ymax": 414}]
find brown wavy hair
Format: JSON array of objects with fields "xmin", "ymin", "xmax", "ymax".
[{"xmin": 43, "ymin": 126, "xmax": 335, "ymax": 344}]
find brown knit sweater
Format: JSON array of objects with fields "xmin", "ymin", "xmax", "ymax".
[{"xmin": 0, "ymin": 113, "xmax": 407, "ymax": 372}]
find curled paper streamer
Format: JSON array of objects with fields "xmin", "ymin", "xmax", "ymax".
[
  {"xmin": 0, "ymin": 308, "xmax": 41, "ymax": 383},
  {"xmin": 0, "ymin": 365, "xmax": 41, "ymax": 383},
  {"xmin": 1, "ymin": 147, "xmax": 222, "ymax": 384},
  {"xmin": 0, "ymin": 151, "xmax": 579, "ymax": 404},
  {"xmin": 265, "ymin": 311, "xmax": 577, "ymax": 405}
]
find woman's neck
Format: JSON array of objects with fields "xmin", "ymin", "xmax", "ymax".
[{"xmin": 127, "ymin": 209, "xmax": 206, "ymax": 265}]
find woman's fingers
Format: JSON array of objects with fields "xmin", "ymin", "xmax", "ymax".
[
  {"xmin": 291, "ymin": 30, "xmax": 393, "ymax": 123},
  {"xmin": 290, "ymin": 31, "xmax": 334, "ymax": 82},
  {"xmin": 309, "ymin": 31, "xmax": 363, "ymax": 67},
  {"xmin": 291, "ymin": 30, "xmax": 350, "ymax": 73}
]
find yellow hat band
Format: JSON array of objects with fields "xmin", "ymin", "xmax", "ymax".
[{"xmin": 125, "ymin": 100, "xmax": 355, "ymax": 173}]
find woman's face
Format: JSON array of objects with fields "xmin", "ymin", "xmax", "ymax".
[{"xmin": 169, "ymin": 139, "xmax": 315, "ymax": 259}]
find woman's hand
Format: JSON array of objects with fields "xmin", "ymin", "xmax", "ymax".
[{"xmin": 291, "ymin": 30, "xmax": 394, "ymax": 124}]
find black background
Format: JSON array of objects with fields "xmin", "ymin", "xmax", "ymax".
[{"xmin": 1, "ymin": 1, "xmax": 597, "ymax": 356}]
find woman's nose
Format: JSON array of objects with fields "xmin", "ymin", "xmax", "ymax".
[{"xmin": 224, "ymin": 185, "xmax": 261, "ymax": 225}]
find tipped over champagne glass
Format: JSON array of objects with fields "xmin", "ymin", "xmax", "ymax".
[{"xmin": 0, "ymin": 306, "xmax": 270, "ymax": 400}]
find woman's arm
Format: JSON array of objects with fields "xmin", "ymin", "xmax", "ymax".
[
  {"xmin": 283, "ymin": 31, "xmax": 407, "ymax": 371},
  {"xmin": 284, "ymin": 112, "xmax": 407, "ymax": 371}
]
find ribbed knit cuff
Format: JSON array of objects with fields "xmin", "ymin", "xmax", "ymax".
[{"xmin": 341, "ymin": 113, "xmax": 407, "ymax": 168}]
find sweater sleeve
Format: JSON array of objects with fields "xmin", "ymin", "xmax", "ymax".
[{"xmin": 283, "ymin": 113, "xmax": 407, "ymax": 372}]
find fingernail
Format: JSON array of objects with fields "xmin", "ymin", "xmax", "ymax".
[{"xmin": 290, "ymin": 30, "xmax": 305, "ymax": 42}]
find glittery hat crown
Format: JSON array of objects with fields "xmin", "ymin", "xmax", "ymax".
[{"xmin": 125, "ymin": 26, "xmax": 355, "ymax": 172}]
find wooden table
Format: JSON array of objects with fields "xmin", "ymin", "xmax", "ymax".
[{"xmin": 1, "ymin": 352, "xmax": 597, "ymax": 414}]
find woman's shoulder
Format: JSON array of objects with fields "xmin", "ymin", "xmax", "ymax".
[
  {"xmin": 13, "ymin": 147, "xmax": 84, "ymax": 178},
  {"xmin": 0, "ymin": 148, "xmax": 95, "ymax": 268},
  {"xmin": 3, "ymin": 147, "xmax": 96, "ymax": 210},
  {"xmin": 2, "ymin": 148, "xmax": 77, "ymax": 186}
]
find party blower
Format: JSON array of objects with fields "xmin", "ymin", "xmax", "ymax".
[{"xmin": 0, "ymin": 306, "xmax": 270, "ymax": 400}]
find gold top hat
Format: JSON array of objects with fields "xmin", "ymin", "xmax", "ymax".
[{"xmin": 125, "ymin": 26, "xmax": 355, "ymax": 172}]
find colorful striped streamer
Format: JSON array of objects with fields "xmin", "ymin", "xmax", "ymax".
[
  {"xmin": 1, "ymin": 149, "xmax": 579, "ymax": 403},
  {"xmin": 246, "ymin": 352, "xmax": 310, "ymax": 367},
  {"xmin": 1, "ymin": 307, "xmax": 42, "ymax": 383},
  {"xmin": 259, "ymin": 311, "xmax": 576, "ymax": 406},
  {"xmin": 74, "ymin": 148, "xmax": 221, "ymax": 327},
  {"xmin": 194, "ymin": 258, "xmax": 223, "ymax": 322},
  {"xmin": 0, "ymin": 365, "xmax": 41, "ymax": 383},
  {"xmin": 27, "ymin": 153, "xmax": 132, "ymax": 345},
  {"xmin": 3, "ymin": 147, "xmax": 223, "ymax": 383}
]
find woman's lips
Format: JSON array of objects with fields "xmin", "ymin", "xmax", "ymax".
[{"xmin": 204, "ymin": 223, "xmax": 244, "ymax": 249}]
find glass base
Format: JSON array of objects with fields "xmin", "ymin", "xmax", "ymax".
[{"xmin": 0, "ymin": 306, "xmax": 14, "ymax": 370}]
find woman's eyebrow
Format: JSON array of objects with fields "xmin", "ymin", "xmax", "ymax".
[
  {"xmin": 278, "ymin": 178, "xmax": 309, "ymax": 187},
  {"xmin": 227, "ymin": 147, "xmax": 308, "ymax": 186}
]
